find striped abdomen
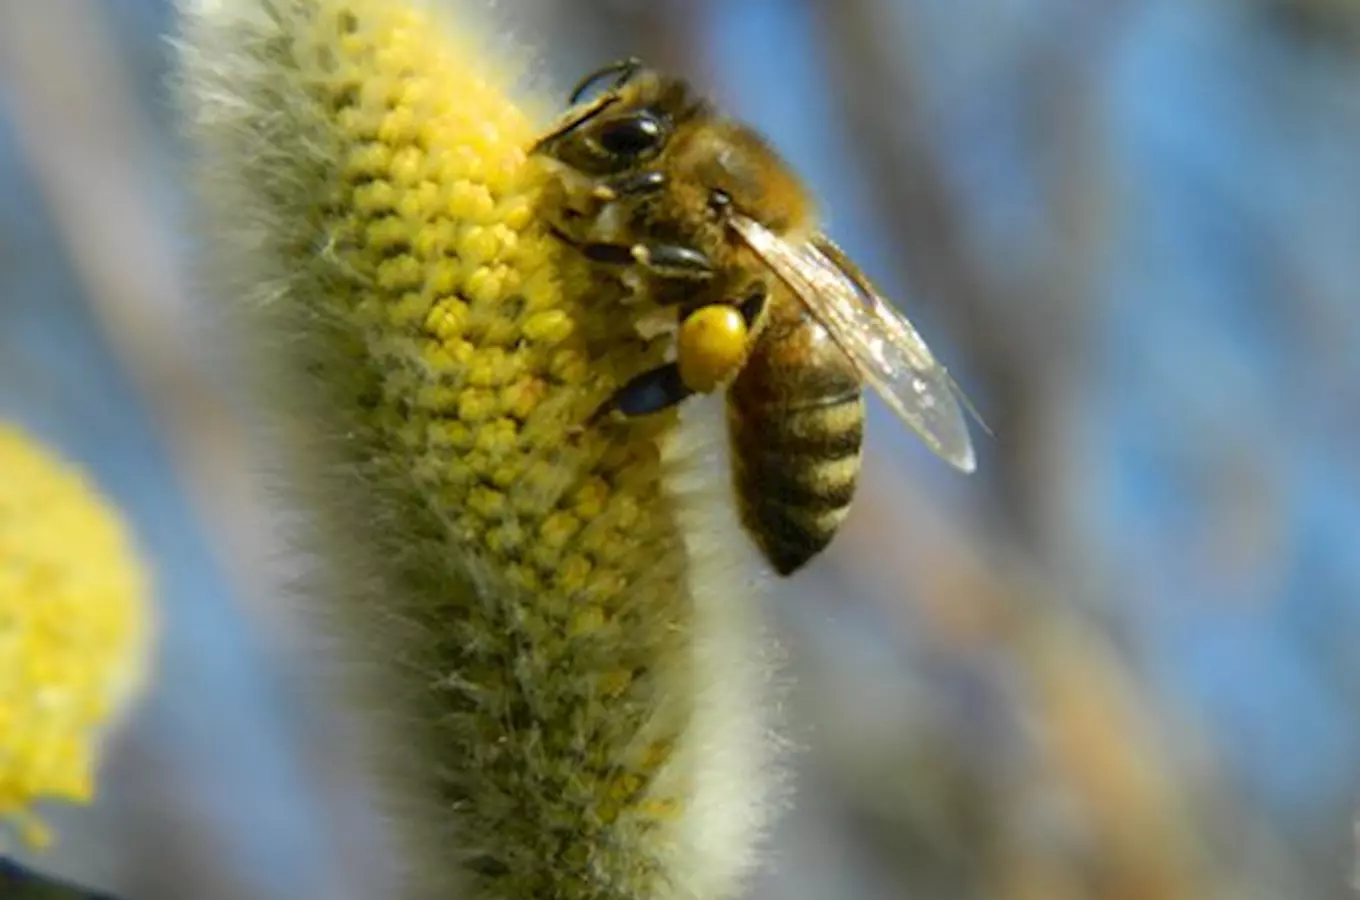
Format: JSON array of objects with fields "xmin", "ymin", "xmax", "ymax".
[{"xmin": 727, "ymin": 297, "xmax": 865, "ymax": 575}]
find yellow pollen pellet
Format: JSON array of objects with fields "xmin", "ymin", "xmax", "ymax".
[{"xmin": 677, "ymin": 305, "xmax": 749, "ymax": 393}]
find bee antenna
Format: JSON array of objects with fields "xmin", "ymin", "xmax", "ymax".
[{"xmin": 569, "ymin": 56, "xmax": 645, "ymax": 105}]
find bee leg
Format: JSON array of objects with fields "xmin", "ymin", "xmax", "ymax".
[
  {"xmin": 591, "ymin": 170, "xmax": 667, "ymax": 201},
  {"xmin": 594, "ymin": 362, "xmax": 693, "ymax": 421},
  {"xmin": 560, "ymin": 234, "xmax": 716, "ymax": 282},
  {"xmin": 630, "ymin": 243, "xmax": 715, "ymax": 280}
]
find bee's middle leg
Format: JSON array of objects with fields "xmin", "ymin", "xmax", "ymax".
[{"xmin": 559, "ymin": 233, "xmax": 716, "ymax": 281}]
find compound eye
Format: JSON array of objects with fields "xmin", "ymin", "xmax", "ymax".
[{"xmin": 596, "ymin": 113, "xmax": 666, "ymax": 159}]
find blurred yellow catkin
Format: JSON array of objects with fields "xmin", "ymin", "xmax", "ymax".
[
  {"xmin": 0, "ymin": 424, "xmax": 153, "ymax": 849},
  {"xmin": 173, "ymin": 2, "xmax": 779, "ymax": 898}
]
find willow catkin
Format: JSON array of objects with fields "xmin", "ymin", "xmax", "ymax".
[
  {"xmin": 171, "ymin": 2, "xmax": 782, "ymax": 898},
  {"xmin": 0, "ymin": 424, "xmax": 154, "ymax": 850}
]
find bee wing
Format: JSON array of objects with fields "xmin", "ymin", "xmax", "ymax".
[{"xmin": 730, "ymin": 214, "xmax": 980, "ymax": 474}]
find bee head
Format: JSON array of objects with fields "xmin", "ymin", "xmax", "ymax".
[
  {"xmin": 532, "ymin": 59, "xmax": 703, "ymax": 176},
  {"xmin": 534, "ymin": 59, "xmax": 816, "ymax": 251}
]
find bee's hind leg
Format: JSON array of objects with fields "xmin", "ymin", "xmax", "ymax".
[{"xmin": 593, "ymin": 362, "xmax": 694, "ymax": 421}]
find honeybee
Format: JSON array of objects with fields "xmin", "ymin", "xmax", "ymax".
[{"xmin": 532, "ymin": 58, "xmax": 983, "ymax": 575}]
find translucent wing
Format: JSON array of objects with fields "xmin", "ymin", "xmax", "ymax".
[{"xmin": 730, "ymin": 214, "xmax": 981, "ymax": 473}]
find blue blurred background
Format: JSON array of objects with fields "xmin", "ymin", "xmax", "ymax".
[{"xmin": 1, "ymin": 1, "xmax": 1358, "ymax": 897}]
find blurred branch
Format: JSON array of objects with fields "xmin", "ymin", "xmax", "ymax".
[
  {"xmin": 0, "ymin": 6, "xmax": 384, "ymax": 899},
  {"xmin": 835, "ymin": 457, "xmax": 1211, "ymax": 900},
  {"xmin": 0, "ymin": 859, "xmax": 123, "ymax": 900},
  {"xmin": 0, "ymin": 1, "xmax": 281, "ymax": 628},
  {"xmin": 810, "ymin": 0, "xmax": 1125, "ymax": 564}
]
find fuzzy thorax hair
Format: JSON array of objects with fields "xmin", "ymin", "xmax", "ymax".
[{"xmin": 172, "ymin": 2, "xmax": 780, "ymax": 899}]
